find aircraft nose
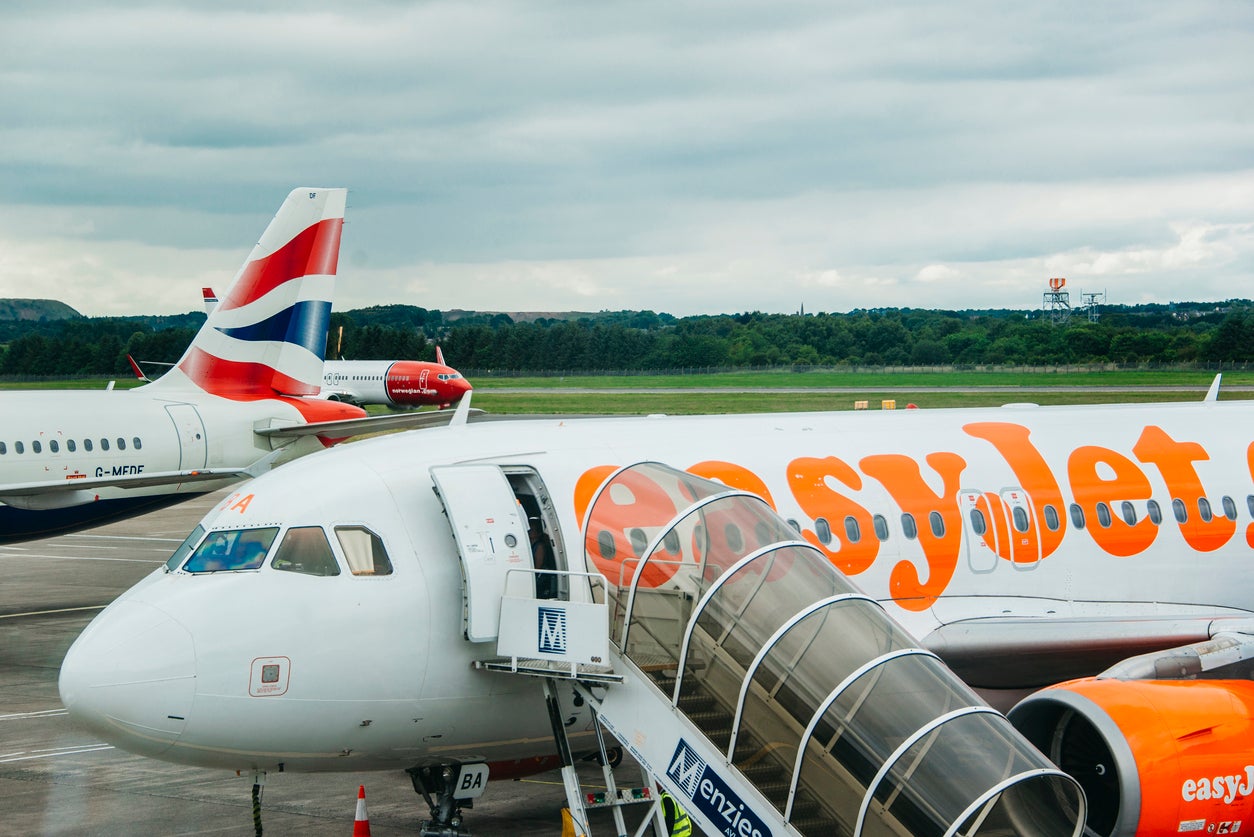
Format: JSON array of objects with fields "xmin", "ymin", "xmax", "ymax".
[{"xmin": 59, "ymin": 600, "xmax": 196, "ymax": 758}]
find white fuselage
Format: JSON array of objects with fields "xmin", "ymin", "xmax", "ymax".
[
  {"xmin": 0, "ymin": 388, "xmax": 325, "ymax": 541},
  {"xmin": 60, "ymin": 400, "xmax": 1254, "ymax": 774}
]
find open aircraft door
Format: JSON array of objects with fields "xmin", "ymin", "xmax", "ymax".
[{"xmin": 430, "ymin": 464, "xmax": 531, "ymax": 643}]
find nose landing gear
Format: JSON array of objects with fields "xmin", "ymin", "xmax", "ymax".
[{"xmin": 408, "ymin": 763, "xmax": 484, "ymax": 837}]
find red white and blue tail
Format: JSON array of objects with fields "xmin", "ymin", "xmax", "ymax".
[{"xmin": 152, "ymin": 188, "xmax": 347, "ymax": 398}]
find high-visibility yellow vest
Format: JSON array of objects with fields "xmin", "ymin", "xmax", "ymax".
[{"xmin": 660, "ymin": 791, "xmax": 692, "ymax": 837}]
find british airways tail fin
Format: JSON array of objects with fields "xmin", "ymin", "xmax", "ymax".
[{"xmin": 152, "ymin": 187, "xmax": 347, "ymax": 398}]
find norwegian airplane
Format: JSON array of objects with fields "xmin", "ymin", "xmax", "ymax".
[
  {"xmin": 59, "ymin": 392, "xmax": 1254, "ymax": 836},
  {"xmin": 203, "ymin": 288, "xmax": 472, "ymax": 409},
  {"xmin": 320, "ymin": 346, "xmax": 471, "ymax": 409},
  {"xmin": 0, "ymin": 188, "xmax": 446, "ymax": 544}
]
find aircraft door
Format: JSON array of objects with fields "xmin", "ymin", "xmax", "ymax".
[
  {"xmin": 958, "ymin": 489, "xmax": 999, "ymax": 573},
  {"xmin": 430, "ymin": 464, "xmax": 531, "ymax": 643},
  {"xmin": 164, "ymin": 404, "xmax": 207, "ymax": 470},
  {"xmin": 1000, "ymin": 487, "xmax": 1041, "ymax": 568}
]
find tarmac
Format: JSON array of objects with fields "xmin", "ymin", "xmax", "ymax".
[{"xmin": 0, "ymin": 489, "xmax": 656, "ymax": 836}]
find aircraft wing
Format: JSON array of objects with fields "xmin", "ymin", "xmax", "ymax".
[
  {"xmin": 257, "ymin": 408, "xmax": 485, "ymax": 440},
  {"xmin": 0, "ymin": 468, "xmax": 248, "ymax": 498},
  {"xmin": 924, "ymin": 612, "xmax": 1253, "ymax": 688}
]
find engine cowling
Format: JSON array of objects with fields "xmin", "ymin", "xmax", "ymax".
[{"xmin": 1008, "ymin": 678, "xmax": 1254, "ymax": 837}]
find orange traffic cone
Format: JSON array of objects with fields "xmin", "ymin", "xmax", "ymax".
[{"xmin": 353, "ymin": 785, "xmax": 372, "ymax": 837}]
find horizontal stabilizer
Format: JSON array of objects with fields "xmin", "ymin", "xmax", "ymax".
[{"xmin": 257, "ymin": 408, "xmax": 485, "ymax": 440}]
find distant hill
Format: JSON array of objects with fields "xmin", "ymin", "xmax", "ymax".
[{"xmin": 0, "ymin": 298, "xmax": 82, "ymax": 321}]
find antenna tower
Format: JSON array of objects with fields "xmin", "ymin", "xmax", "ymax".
[
  {"xmin": 1080, "ymin": 290, "xmax": 1105, "ymax": 322},
  {"xmin": 1043, "ymin": 277, "xmax": 1071, "ymax": 325}
]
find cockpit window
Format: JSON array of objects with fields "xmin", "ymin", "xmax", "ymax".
[
  {"xmin": 271, "ymin": 526, "xmax": 340, "ymax": 577},
  {"xmin": 183, "ymin": 527, "xmax": 279, "ymax": 573},
  {"xmin": 334, "ymin": 526, "xmax": 393, "ymax": 576},
  {"xmin": 165, "ymin": 525, "xmax": 206, "ymax": 572}
]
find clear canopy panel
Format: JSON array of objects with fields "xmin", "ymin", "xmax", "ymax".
[{"xmin": 585, "ymin": 462, "xmax": 1084, "ymax": 837}]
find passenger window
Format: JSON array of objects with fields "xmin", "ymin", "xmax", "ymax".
[
  {"xmin": 1120, "ymin": 501, "xmax": 1137, "ymax": 526},
  {"xmin": 1172, "ymin": 498, "xmax": 1187, "ymax": 523},
  {"xmin": 724, "ymin": 523, "xmax": 744, "ymax": 553},
  {"xmin": 628, "ymin": 527, "xmax": 649, "ymax": 556},
  {"xmin": 183, "ymin": 527, "xmax": 278, "ymax": 573},
  {"xmin": 165, "ymin": 525, "xmax": 205, "ymax": 572},
  {"xmin": 117, "ymin": 437, "xmax": 126, "ymax": 451},
  {"xmin": 32, "ymin": 440, "xmax": 41, "ymax": 454},
  {"xmin": 1222, "ymin": 496, "xmax": 1237, "ymax": 521},
  {"xmin": 335, "ymin": 526, "xmax": 393, "ymax": 576},
  {"xmin": 1248, "ymin": 495, "xmax": 1254, "ymax": 518},
  {"xmin": 133, "ymin": 437, "xmax": 142, "ymax": 450},
  {"xmin": 969, "ymin": 508, "xmax": 987, "ymax": 537},
  {"xmin": 1011, "ymin": 507, "xmax": 1029, "ymax": 533},
  {"xmin": 872, "ymin": 514, "xmax": 889, "ymax": 542},
  {"xmin": 1069, "ymin": 504, "xmax": 1085, "ymax": 529},
  {"xmin": 271, "ymin": 527, "xmax": 340, "ymax": 577},
  {"xmin": 815, "ymin": 517, "xmax": 832, "ymax": 546},
  {"xmin": 786, "ymin": 519, "xmax": 801, "ymax": 533},
  {"xmin": 1096, "ymin": 502, "xmax": 1112, "ymax": 528},
  {"xmin": 0, "ymin": 441, "xmax": 5, "ymax": 455},
  {"xmin": 929, "ymin": 511, "xmax": 945, "ymax": 537},
  {"xmin": 597, "ymin": 531, "xmax": 616, "ymax": 561},
  {"xmin": 1043, "ymin": 504, "xmax": 1060, "ymax": 531},
  {"xmin": 1147, "ymin": 500, "xmax": 1162, "ymax": 525},
  {"xmin": 15, "ymin": 441, "xmax": 24, "ymax": 454},
  {"xmin": 50, "ymin": 440, "xmax": 59, "ymax": 453},
  {"xmin": 100, "ymin": 438, "xmax": 110, "ymax": 451},
  {"xmin": 753, "ymin": 521, "xmax": 773, "ymax": 547},
  {"xmin": 84, "ymin": 438, "xmax": 93, "ymax": 452},
  {"xmin": 844, "ymin": 516, "xmax": 861, "ymax": 544},
  {"xmin": 1198, "ymin": 498, "xmax": 1213, "ymax": 522},
  {"xmin": 901, "ymin": 513, "xmax": 918, "ymax": 540},
  {"xmin": 663, "ymin": 529, "xmax": 681, "ymax": 554},
  {"xmin": 67, "ymin": 439, "xmax": 76, "ymax": 452}
]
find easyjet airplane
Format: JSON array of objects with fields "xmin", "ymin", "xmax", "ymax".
[
  {"xmin": 204, "ymin": 289, "xmax": 473, "ymax": 409},
  {"xmin": 0, "ymin": 187, "xmax": 447, "ymax": 544},
  {"xmin": 59, "ymin": 392, "xmax": 1254, "ymax": 836}
]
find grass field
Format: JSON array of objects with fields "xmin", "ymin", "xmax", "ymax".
[
  {"xmin": 7, "ymin": 368, "xmax": 1244, "ymax": 416},
  {"xmin": 469, "ymin": 368, "xmax": 1254, "ymax": 390}
]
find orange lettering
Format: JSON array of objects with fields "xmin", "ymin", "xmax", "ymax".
[
  {"xmin": 688, "ymin": 460, "xmax": 776, "ymax": 509},
  {"xmin": 1066, "ymin": 446, "xmax": 1155, "ymax": 557},
  {"xmin": 577, "ymin": 466, "xmax": 681, "ymax": 588},
  {"xmin": 228, "ymin": 493, "xmax": 254, "ymax": 514},
  {"xmin": 1133, "ymin": 426, "xmax": 1235, "ymax": 553},
  {"xmin": 574, "ymin": 465, "xmax": 617, "ymax": 527},
  {"xmin": 860, "ymin": 452, "xmax": 966, "ymax": 610},
  {"xmin": 786, "ymin": 456, "xmax": 879, "ymax": 577},
  {"xmin": 1248, "ymin": 443, "xmax": 1254, "ymax": 550},
  {"xmin": 963, "ymin": 422, "xmax": 1066, "ymax": 559},
  {"xmin": 978, "ymin": 492, "xmax": 1011, "ymax": 561}
]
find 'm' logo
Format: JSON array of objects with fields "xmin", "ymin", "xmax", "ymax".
[
  {"xmin": 667, "ymin": 741, "xmax": 706, "ymax": 797},
  {"xmin": 538, "ymin": 607, "xmax": 567, "ymax": 654},
  {"xmin": 666, "ymin": 739, "xmax": 772, "ymax": 837}
]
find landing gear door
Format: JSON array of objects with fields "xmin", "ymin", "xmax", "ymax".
[{"xmin": 430, "ymin": 464, "xmax": 530, "ymax": 643}]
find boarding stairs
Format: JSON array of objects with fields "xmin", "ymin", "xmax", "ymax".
[{"xmin": 445, "ymin": 462, "xmax": 1087, "ymax": 837}]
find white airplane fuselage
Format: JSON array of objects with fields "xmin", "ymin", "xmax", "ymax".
[
  {"xmin": 0, "ymin": 389, "xmax": 343, "ymax": 542},
  {"xmin": 60, "ymin": 400, "xmax": 1254, "ymax": 777}
]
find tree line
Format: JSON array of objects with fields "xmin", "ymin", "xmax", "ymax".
[{"xmin": 2, "ymin": 301, "xmax": 1253, "ymax": 378}]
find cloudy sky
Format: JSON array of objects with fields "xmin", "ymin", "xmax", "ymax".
[{"xmin": 1, "ymin": 1, "xmax": 1251, "ymax": 317}]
